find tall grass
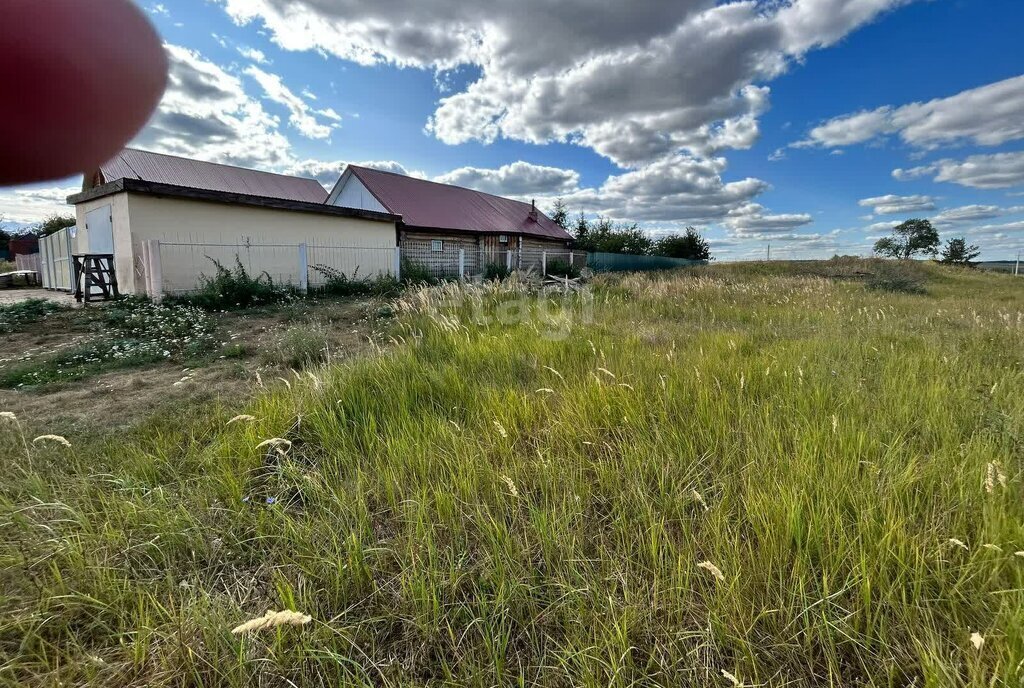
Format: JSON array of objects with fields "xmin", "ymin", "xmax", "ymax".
[{"xmin": 1, "ymin": 261, "xmax": 1022, "ymax": 686}]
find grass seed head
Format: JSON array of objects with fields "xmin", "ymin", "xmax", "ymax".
[
  {"xmin": 697, "ymin": 560, "xmax": 726, "ymax": 582},
  {"xmin": 227, "ymin": 414, "xmax": 257, "ymax": 425},
  {"xmin": 32, "ymin": 434, "xmax": 71, "ymax": 447},
  {"xmin": 231, "ymin": 609, "xmax": 312, "ymax": 635},
  {"xmin": 0, "ymin": 411, "xmax": 17, "ymax": 422},
  {"xmin": 948, "ymin": 538, "xmax": 968, "ymax": 550}
]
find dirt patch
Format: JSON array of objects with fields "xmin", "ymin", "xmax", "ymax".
[
  {"xmin": 0, "ymin": 288, "xmax": 78, "ymax": 307},
  {"xmin": 0, "ymin": 296, "xmax": 384, "ymax": 433}
]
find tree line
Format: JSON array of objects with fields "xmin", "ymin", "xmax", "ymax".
[
  {"xmin": 873, "ymin": 218, "xmax": 982, "ymax": 266},
  {"xmin": 549, "ymin": 199, "xmax": 712, "ymax": 261}
]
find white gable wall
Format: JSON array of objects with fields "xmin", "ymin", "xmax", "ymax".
[{"xmin": 329, "ymin": 171, "xmax": 388, "ymax": 214}]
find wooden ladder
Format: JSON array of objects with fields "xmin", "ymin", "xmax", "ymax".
[{"xmin": 72, "ymin": 254, "xmax": 120, "ymax": 303}]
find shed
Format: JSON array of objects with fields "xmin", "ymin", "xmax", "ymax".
[
  {"xmin": 65, "ymin": 149, "xmax": 400, "ymax": 296},
  {"xmin": 327, "ymin": 165, "xmax": 575, "ymax": 277}
]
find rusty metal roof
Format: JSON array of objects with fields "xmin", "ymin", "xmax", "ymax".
[
  {"xmin": 348, "ymin": 166, "xmax": 573, "ymax": 241},
  {"xmin": 96, "ymin": 148, "xmax": 328, "ymax": 203}
]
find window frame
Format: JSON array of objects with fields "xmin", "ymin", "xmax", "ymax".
[
  {"xmin": 430, "ymin": 239, "xmax": 444, "ymax": 253},
  {"xmin": 498, "ymin": 234, "xmax": 509, "ymax": 244}
]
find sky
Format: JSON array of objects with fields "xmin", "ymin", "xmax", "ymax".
[{"xmin": 2, "ymin": 0, "xmax": 1024, "ymax": 261}]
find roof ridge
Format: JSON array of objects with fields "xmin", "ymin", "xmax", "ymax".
[
  {"xmin": 113, "ymin": 147, "xmax": 322, "ymax": 186},
  {"xmin": 350, "ymin": 163, "xmax": 550, "ymax": 218}
]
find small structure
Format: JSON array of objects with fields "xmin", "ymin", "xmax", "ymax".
[
  {"xmin": 66, "ymin": 149, "xmax": 400, "ymax": 296},
  {"xmin": 328, "ymin": 165, "xmax": 575, "ymax": 277}
]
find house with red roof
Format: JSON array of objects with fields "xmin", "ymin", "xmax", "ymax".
[{"xmin": 328, "ymin": 165, "xmax": 575, "ymax": 277}]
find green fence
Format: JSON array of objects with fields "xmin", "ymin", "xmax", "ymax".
[{"xmin": 587, "ymin": 252, "xmax": 707, "ymax": 272}]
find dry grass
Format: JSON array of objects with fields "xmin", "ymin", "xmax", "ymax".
[{"xmin": 1, "ymin": 260, "xmax": 1022, "ymax": 686}]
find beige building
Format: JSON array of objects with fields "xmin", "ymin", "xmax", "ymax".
[{"xmin": 66, "ymin": 149, "xmax": 399, "ymax": 297}]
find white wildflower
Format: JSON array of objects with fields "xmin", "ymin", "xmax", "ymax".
[{"xmin": 970, "ymin": 632, "xmax": 984, "ymax": 650}]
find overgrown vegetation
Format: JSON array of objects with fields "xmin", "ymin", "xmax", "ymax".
[
  {"xmin": 182, "ymin": 258, "xmax": 295, "ymax": 311},
  {"xmin": 545, "ymin": 257, "xmax": 582, "ymax": 278},
  {"xmin": 261, "ymin": 320, "xmax": 331, "ymax": 369},
  {"xmin": 483, "ymin": 261, "xmax": 512, "ymax": 281},
  {"xmin": 2, "ymin": 261, "xmax": 1023, "ymax": 685},
  {"xmin": 0, "ymin": 298, "xmax": 68, "ymax": 333},
  {"xmin": 550, "ymin": 198, "xmax": 712, "ymax": 260},
  {"xmin": 310, "ymin": 264, "xmax": 400, "ymax": 297},
  {"xmin": 0, "ymin": 300, "xmax": 219, "ymax": 387}
]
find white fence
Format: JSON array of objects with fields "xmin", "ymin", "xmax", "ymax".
[
  {"xmin": 145, "ymin": 240, "xmax": 400, "ymax": 296},
  {"xmin": 39, "ymin": 226, "xmax": 74, "ymax": 291}
]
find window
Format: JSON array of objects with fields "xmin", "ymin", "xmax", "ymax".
[
  {"xmin": 498, "ymin": 234, "xmax": 508, "ymax": 244},
  {"xmin": 431, "ymin": 239, "xmax": 443, "ymax": 252}
]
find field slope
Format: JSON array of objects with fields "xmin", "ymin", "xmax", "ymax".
[{"xmin": 2, "ymin": 260, "xmax": 1023, "ymax": 686}]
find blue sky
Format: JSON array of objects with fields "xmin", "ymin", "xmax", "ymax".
[{"xmin": 3, "ymin": 0, "xmax": 1023, "ymax": 260}]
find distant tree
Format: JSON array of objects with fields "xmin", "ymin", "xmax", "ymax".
[
  {"xmin": 654, "ymin": 227, "xmax": 711, "ymax": 260},
  {"xmin": 572, "ymin": 212, "xmax": 591, "ymax": 249},
  {"xmin": 549, "ymin": 198, "xmax": 569, "ymax": 230},
  {"xmin": 34, "ymin": 213, "xmax": 76, "ymax": 237},
  {"xmin": 873, "ymin": 219, "xmax": 940, "ymax": 259},
  {"xmin": 939, "ymin": 236, "xmax": 981, "ymax": 266}
]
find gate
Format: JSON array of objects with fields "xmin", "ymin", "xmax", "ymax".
[{"xmin": 39, "ymin": 226, "xmax": 75, "ymax": 291}]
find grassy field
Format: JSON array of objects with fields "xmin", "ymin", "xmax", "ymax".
[{"xmin": 2, "ymin": 259, "xmax": 1022, "ymax": 686}]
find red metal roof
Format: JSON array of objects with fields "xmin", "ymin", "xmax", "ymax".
[
  {"xmin": 95, "ymin": 148, "xmax": 328, "ymax": 203},
  {"xmin": 348, "ymin": 166, "xmax": 573, "ymax": 241}
]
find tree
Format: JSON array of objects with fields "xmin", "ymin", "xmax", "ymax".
[
  {"xmin": 873, "ymin": 219, "xmax": 940, "ymax": 259},
  {"xmin": 654, "ymin": 226, "xmax": 711, "ymax": 260},
  {"xmin": 571, "ymin": 212, "xmax": 591, "ymax": 249},
  {"xmin": 35, "ymin": 213, "xmax": 75, "ymax": 237},
  {"xmin": 939, "ymin": 236, "xmax": 981, "ymax": 266},
  {"xmin": 549, "ymin": 198, "xmax": 569, "ymax": 230}
]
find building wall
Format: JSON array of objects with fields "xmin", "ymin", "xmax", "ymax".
[
  {"xmin": 76, "ymin": 193, "xmax": 397, "ymax": 295},
  {"xmin": 520, "ymin": 236, "xmax": 573, "ymax": 271},
  {"xmin": 74, "ymin": 192, "xmax": 133, "ymax": 291},
  {"xmin": 400, "ymin": 230, "xmax": 481, "ymax": 278},
  {"xmin": 329, "ymin": 173, "xmax": 388, "ymax": 213}
]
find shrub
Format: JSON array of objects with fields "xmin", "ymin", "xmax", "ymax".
[
  {"xmin": 545, "ymin": 259, "xmax": 581, "ymax": 279},
  {"xmin": 185, "ymin": 258, "xmax": 292, "ymax": 310},
  {"xmin": 484, "ymin": 262, "xmax": 511, "ymax": 281},
  {"xmin": 310, "ymin": 264, "xmax": 400, "ymax": 297},
  {"xmin": 865, "ymin": 262, "xmax": 926, "ymax": 294},
  {"xmin": 400, "ymin": 259, "xmax": 439, "ymax": 285}
]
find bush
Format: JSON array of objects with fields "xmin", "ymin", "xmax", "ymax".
[
  {"xmin": 545, "ymin": 259, "xmax": 581, "ymax": 279},
  {"xmin": 310, "ymin": 264, "xmax": 400, "ymax": 297},
  {"xmin": 185, "ymin": 258, "xmax": 293, "ymax": 310},
  {"xmin": 400, "ymin": 259, "xmax": 439, "ymax": 285},
  {"xmin": 865, "ymin": 262, "xmax": 926, "ymax": 294},
  {"xmin": 484, "ymin": 262, "xmax": 511, "ymax": 281}
]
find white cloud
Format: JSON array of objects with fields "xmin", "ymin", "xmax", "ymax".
[
  {"xmin": 238, "ymin": 46, "xmax": 270, "ymax": 64},
  {"xmin": 244, "ymin": 65, "xmax": 336, "ymax": 139},
  {"xmin": 858, "ymin": 194, "xmax": 937, "ymax": 214},
  {"xmin": 133, "ymin": 44, "xmax": 294, "ymax": 169},
  {"xmin": 930, "ymin": 204, "xmax": 1024, "ymax": 226},
  {"xmin": 317, "ymin": 107, "xmax": 342, "ymax": 122},
  {"xmin": 0, "ymin": 185, "xmax": 80, "ymax": 224},
  {"xmin": 435, "ymin": 162, "xmax": 580, "ymax": 198},
  {"xmin": 893, "ymin": 151, "xmax": 1024, "ymax": 189},
  {"xmin": 149, "ymin": 3, "xmax": 170, "ymax": 17},
  {"xmin": 725, "ymin": 204, "xmax": 814, "ymax": 236},
  {"xmin": 794, "ymin": 75, "xmax": 1024, "ymax": 150},
  {"xmin": 219, "ymin": 0, "xmax": 909, "ymax": 168},
  {"xmin": 285, "ymin": 159, "xmax": 425, "ymax": 188}
]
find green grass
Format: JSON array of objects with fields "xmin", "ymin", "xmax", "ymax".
[{"xmin": 2, "ymin": 260, "xmax": 1023, "ymax": 686}]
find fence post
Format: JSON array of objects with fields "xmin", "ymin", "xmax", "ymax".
[
  {"xmin": 542, "ymin": 251, "xmax": 547, "ymax": 276},
  {"xmin": 569, "ymin": 251, "xmax": 574, "ymax": 269},
  {"xmin": 297, "ymin": 243, "xmax": 308, "ymax": 293},
  {"xmin": 147, "ymin": 239, "xmax": 163, "ymax": 301},
  {"xmin": 506, "ymin": 249, "xmax": 513, "ymax": 271},
  {"xmin": 393, "ymin": 246, "xmax": 401, "ymax": 280},
  {"xmin": 458, "ymin": 249, "xmax": 465, "ymax": 281}
]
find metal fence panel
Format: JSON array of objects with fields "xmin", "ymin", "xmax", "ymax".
[
  {"xmin": 587, "ymin": 252, "xmax": 707, "ymax": 272},
  {"xmin": 39, "ymin": 227, "xmax": 73, "ymax": 291}
]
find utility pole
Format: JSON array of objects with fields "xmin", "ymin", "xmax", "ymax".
[
  {"xmin": 1015, "ymin": 250, "xmax": 1020, "ymax": 276},
  {"xmin": 766, "ymin": 242, "xmax": 771, "ymax": 261}
]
